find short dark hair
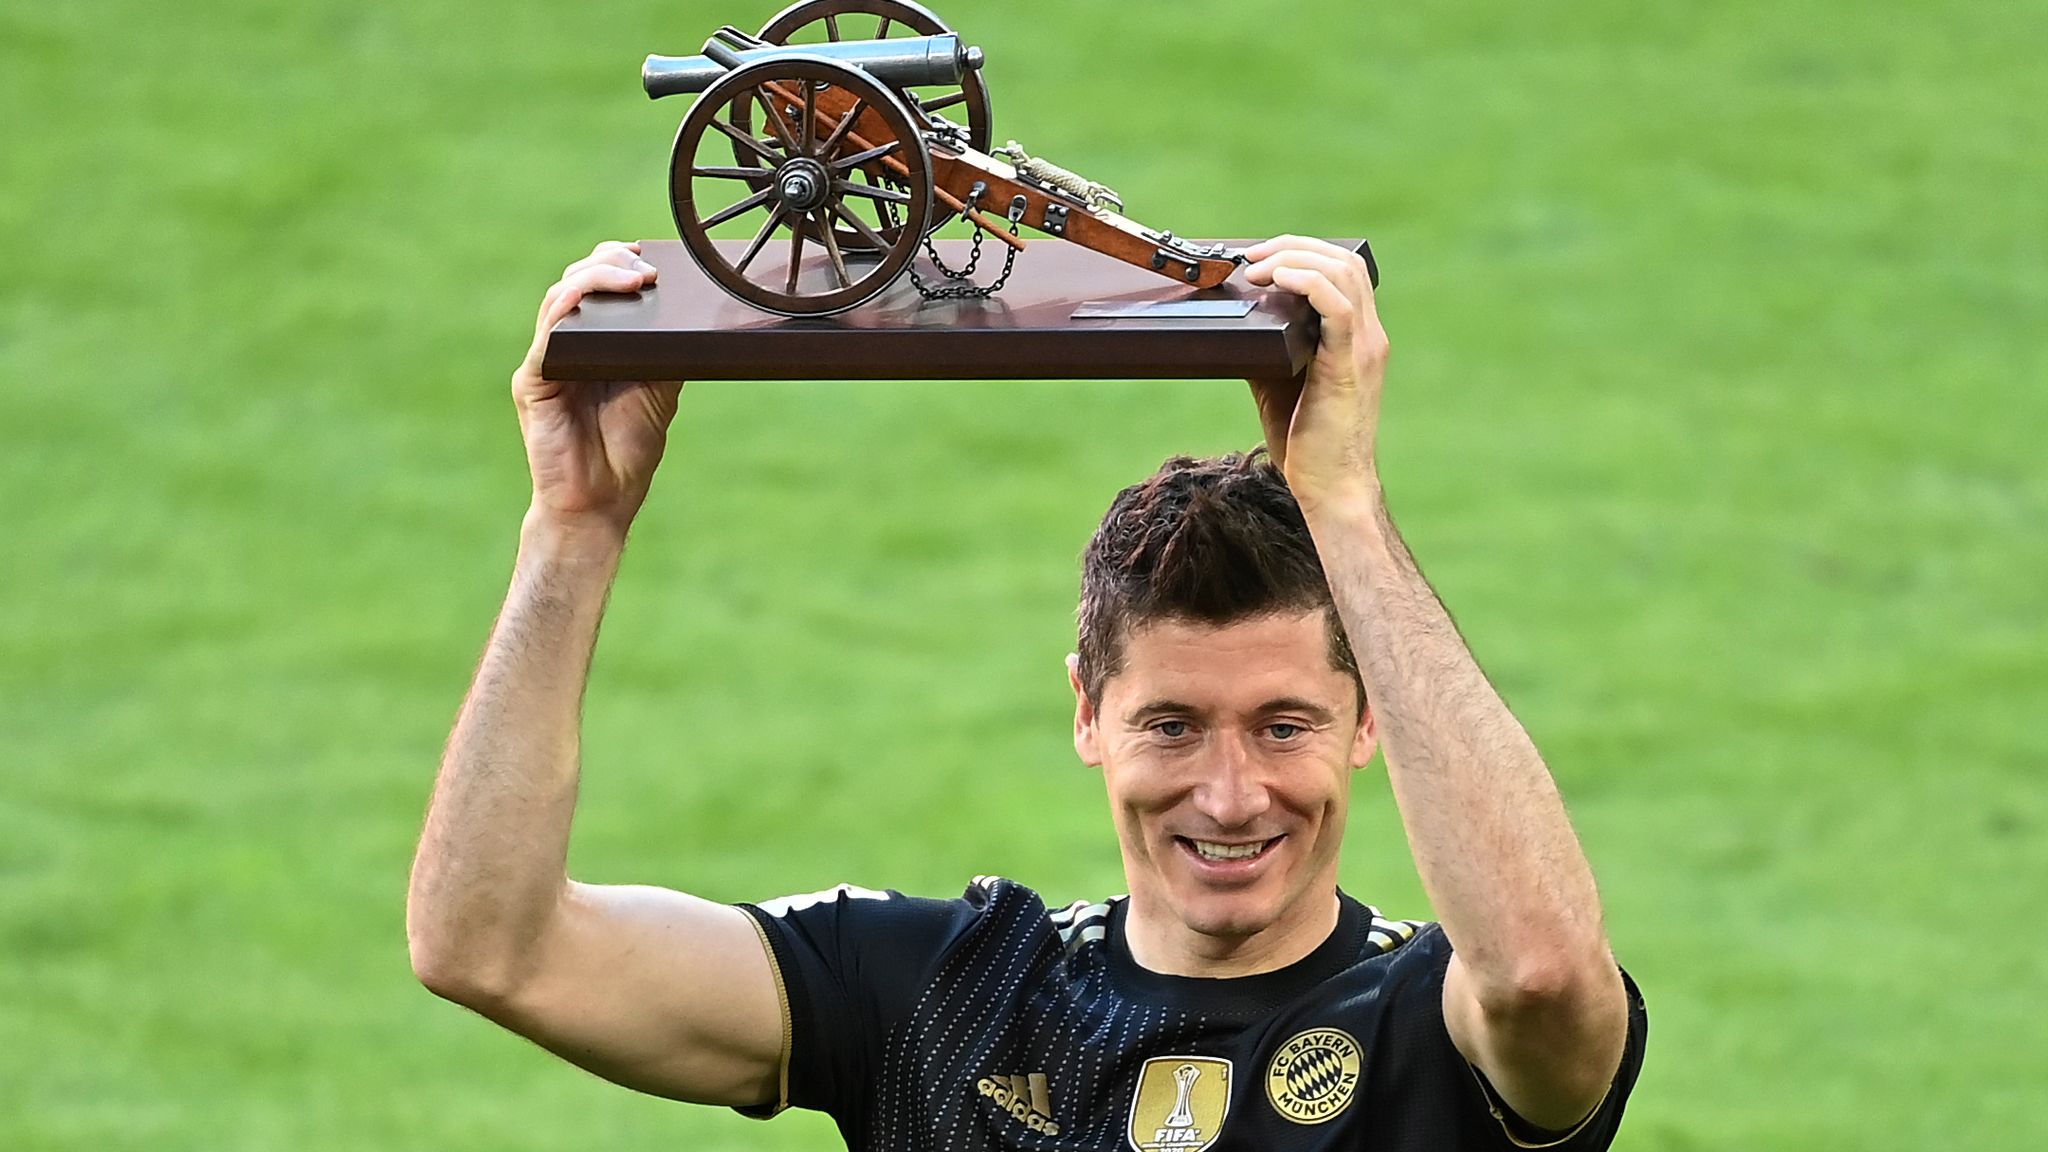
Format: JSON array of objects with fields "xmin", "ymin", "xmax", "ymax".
[{"xmin": 1076, "ymin": 449, "xmax": 1363, "ymax": 712}]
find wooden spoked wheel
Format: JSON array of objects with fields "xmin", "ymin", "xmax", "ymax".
[
  {"xmin": 671, "ymin": 56, "xmax": 933, "ymax": 316},
  {"xmin": 743, "ymin": 0, "xmax": 992, "ymax": 248}
]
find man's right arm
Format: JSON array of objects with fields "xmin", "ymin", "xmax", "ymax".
[{"xmin": 404, "ymin": 242, "xmax": 783, "ymax": 1108}]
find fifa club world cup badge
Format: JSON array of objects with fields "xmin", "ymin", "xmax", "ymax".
[
  {"xmin": 1125, "ymin": 1056, "xmax": 1231, "ymax": 1152},
  {"xmin": 1265, "ymin": 1028, "xmax": 1363, "ymax": 1124}
]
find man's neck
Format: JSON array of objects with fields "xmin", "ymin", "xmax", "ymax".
[{"xmin": 1122, "ymin": 888, "xmax": 1343, "ymax": 979}]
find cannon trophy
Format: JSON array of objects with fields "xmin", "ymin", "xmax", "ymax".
[{"xmin": 643, "ymin": 0, "xmax": 1247, "ymax": 316}]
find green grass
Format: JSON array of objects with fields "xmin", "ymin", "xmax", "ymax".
[{"xmin": 3, "ymin": 0, "xmax": 2044, "ymax": 1147}]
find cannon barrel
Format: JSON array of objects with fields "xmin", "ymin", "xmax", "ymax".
[{"xmin": 643, "ymin": 33, "xmax": 982, "ymax": 99}]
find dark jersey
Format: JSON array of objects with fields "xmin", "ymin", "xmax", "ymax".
[{"xmin": 737, "ymin": 877, "xmax": 1647, "ymax": 1151}]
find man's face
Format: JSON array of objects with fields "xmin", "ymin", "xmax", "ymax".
[{"xmin": 1069, "ymin": 610, "xmax": 1377, "ymax": 949}]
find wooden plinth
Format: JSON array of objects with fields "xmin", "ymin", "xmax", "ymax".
[{"xmin": 540, "ymin": 237, "xmax": 1375, "ymax": 382}]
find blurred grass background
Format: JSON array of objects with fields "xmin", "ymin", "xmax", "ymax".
[{"xmin": 2, "ymin": 0, "xmax": 2043, "ymax": 1148}]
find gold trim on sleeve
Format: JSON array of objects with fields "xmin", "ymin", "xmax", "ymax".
[
  {"xmin": 744, "ymin": 912, "xmax": 794, "ymax": 1118},
  {"xmin": 1468, "ymin": 1063, "xmax": 1608, "ymax": 1149}
]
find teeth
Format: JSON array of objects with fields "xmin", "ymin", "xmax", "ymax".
[{"xmin": 1191, "ymin": 839, "xmax": 1269, "ymax": 861}]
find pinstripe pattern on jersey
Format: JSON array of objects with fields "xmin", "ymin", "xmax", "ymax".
[
  {"xmin": 746, "ymin": 878, "xmax": 1643, "ymax": 1150},
  {"xmin": 834, "ymin": 881, "xmax": 1438, "ymax": 1150},
  {"xmin": 869, "ymin": 882, "xmax": 1209, "ymax": 1150}
]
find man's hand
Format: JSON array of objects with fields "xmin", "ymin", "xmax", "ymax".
[
  {"xmin": 514, "ymin": 240, "xmax": 681, "ymax": 536},
  {"xmin": 1241, "ymin": 235, "xmax": 1390, "ymax": 514},
  {"xmin": 410, "ymin": 241, "xmax": 784, "ymax": 1110},
  {"xmin": 1253, "ymin": 236, "xmax": 1634, "ymax": 1131}
]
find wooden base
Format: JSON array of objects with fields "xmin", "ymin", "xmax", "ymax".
[{"xmin": 540, "ymin": 237, "xmax": 1375, "ymax": 381}]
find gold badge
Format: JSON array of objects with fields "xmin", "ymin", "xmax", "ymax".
[
  {"xmin": 1126, "ymin": 1056, "xmax": 1231, "ymax": 1152},
  {"xmin": 1265, "ymin": 1028, "xmax": 1362, "ymax": 1124}
]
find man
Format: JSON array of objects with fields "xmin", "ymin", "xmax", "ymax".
[{"xmin": 407, "ymin": 236, "xmax": 1647, "ymax": 1149}]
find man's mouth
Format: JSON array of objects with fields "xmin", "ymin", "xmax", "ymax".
[{"xmin": 1176, "ymin": 836, "xmax": 1283, "ymax": 864}]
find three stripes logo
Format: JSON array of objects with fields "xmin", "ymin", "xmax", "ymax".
[
  {"xmin": 1364, "ymin": 908, "xmax": 1429, "ymax": 956},
  {"xmin": 978, "ymin": 1072, "xmax": 1061, "ymax": 1136},
  {"xmin": 1050, "ymin": 898, "xmax": 1113, "ymax": 953},
  {"xmin": 1265, "ymin": 1028, "xmax": 1363, "ymax": 1125}
]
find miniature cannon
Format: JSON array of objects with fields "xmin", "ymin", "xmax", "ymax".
[{"xmin": 643, "ymin": 0, "xmax": 1248, "ymax": 316}]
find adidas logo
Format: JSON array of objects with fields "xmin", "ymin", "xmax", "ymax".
[{"xmin": 977, "ymin": 1072, "xmax": 1061, "ymax": 1136}]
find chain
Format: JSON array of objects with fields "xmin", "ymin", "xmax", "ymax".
[
  {"xmin": 908, "ymin": 228, "xmax": 1020, "ymax": 300},
  {"xmin": 907, "ymin": 182, "xmax": 1024, "ymax": 301}
]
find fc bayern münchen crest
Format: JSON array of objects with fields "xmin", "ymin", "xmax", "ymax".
[{"xmin": 1265, "ymin": 1028, "xmax": 1362, "ymax": 1125}]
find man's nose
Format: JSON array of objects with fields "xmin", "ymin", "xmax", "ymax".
[{"xmin": 1192, "ymin": 735, "xmax": 1271, "ymax": 828}]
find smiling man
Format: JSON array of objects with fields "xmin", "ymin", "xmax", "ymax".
[{"xmin": 407, "ymin": 236, "xmax": 1647, "ymax": 1150}]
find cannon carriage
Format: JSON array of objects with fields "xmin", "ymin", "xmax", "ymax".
[{"xmin": 643, "ymin": 0, "xmax": 1246, "ymax": 316}]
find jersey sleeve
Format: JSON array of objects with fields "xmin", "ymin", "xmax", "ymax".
[
  {"xmin": 1382, "ymin": 926, "xmax": 1649, "ymax": 1150},
  {"xmin": 733, "ymin": 883, "xmax": 986, "ymax": 1128}
]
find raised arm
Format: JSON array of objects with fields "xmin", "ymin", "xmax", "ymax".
[
  {"xmin": 405, "ymin": 242, "xmax": 783, "ymax": 1108},
  {"xmin": 1243, "ymin": 237, "xmax": 1628, "ymax": 1131}
]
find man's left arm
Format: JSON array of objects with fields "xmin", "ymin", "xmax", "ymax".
[{"xmin": 1243, "ymin": 237, "xmax": 1629, "ymax": 1132}]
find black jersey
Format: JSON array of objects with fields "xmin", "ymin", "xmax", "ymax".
[{"xmin": 737, "ymin": 877, "xmax": 1647, "ymax": 1151}]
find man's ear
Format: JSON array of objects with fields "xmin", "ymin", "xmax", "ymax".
[
  {"xmin": 1351, "ymin": 703, "xmax": 1379, "ymax": 770},
  {"xmin": 1067, "ymin": 653, "xmax": 1103, "ymax": 768}
]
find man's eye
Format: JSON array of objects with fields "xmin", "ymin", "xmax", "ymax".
[
  {"xmin": 1268, "ymin": 723, "xmax": 1305, "ymax": 740},
  {"xmin": 1154, "ymin": 721, "xmax": 1191, "ymax": 739}
]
